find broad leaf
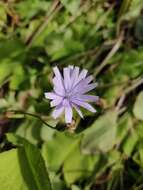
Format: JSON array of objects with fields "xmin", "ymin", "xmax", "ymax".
[
  {"xmin": 63, "ymin": 140, "xmax": 100, "ymax": 184},
  {"xmin": 81, "ymin": 111, "xmax": 117, "ymax": 153},
  {"xmin": 42, "ymin": 132, "xmax": 81, "ymax": 172},
  {"xmin": 0, "ymin": 140, "xmax": 53, "ymax": 190}
]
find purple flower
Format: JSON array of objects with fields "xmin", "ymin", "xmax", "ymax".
[{"xmin": 45, "ymin": 66, "xmax": 99, "ymax": 123}]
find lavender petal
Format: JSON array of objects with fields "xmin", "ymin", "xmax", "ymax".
[
  {"xmin": 72, "ymin": 104, "xmax": 83, "ymax": 118},
  {"xmin": 72, "ymin": 99, "xmax": 96, "ymax": 113},
  {"xmin": 73, "ymin": 95, "xmax": 99, "ymax": 102},
  {"xmin": 53, "ymin": 67, "xmax": 65, "ymax": 95},
  {"xmin": 65, "ymin": 105, "xmax": 73, "ymax": 123},
  {"xmin": 64, "ymin": 67, "xmax": 71, "ymax": 90},
  {"xmin": 72, "ymin": 82, "xmax": 97, "ymax": 95},
  {"xmin": 50, "ymin": 96, "xmax": 63, "ymax": 107},
  {"xmin": 53, "ymin": 77, "xmax": 65, "ymax": 96},
  {"xmin": 52, "ymin": 105, "xmax": 64, "ymax": 119},
  {"xmin": 44, "ymin": 92, "xmax": 60, "ymax": 100},
  {"xmin": 71, "ymin": 66, "xmax": 80, "ymax": 87},
  {"xmin": 76, "ymin": 69, "xmax": 88, "ymax": 84}
]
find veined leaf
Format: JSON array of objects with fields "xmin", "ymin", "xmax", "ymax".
[
  {"xmin": 42, "ymin": 132, "xmax": 81, "ymax": 172},
  {"xmin": 81, "ymin": 111, "xmax": 117, "ymax": 154},
  {"xmin": 63, "ymin": 140, "xmax": 100, "ymax": 184},
  {"xmin": 0, "ymin": 140, "xmax": 53, "ymax": 190}
]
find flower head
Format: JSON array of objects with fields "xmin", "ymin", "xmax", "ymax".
[{"xmin": 45, "ymin": 66, "xmax": 99, "ymax": 123}]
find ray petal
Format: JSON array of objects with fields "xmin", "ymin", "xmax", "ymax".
[
  {"xmin": 76, "ymin": 69, "xmax": 88, "ymax": 83},
  {"xmin": 44, "ymin": 92, "xmax": 60, "ymax": 100},
  {"xmin": 52, "ymin": 105, "xmax": 64, "ymax": 119},
  {"xmin": 73, "ymin": 95, "xmax": 99, "ymax": 102},
  {"xmin": 72, "ymin": 99, "xmax": 96, "ymax": 113},
  {"xmin": 53, "ymin": 67, "xmax": 65, "ymax": 94},
  {"xmin": 53, "ymin": 77, "xmax": 65, "ymax": 96},
  {"xmin": 72, "ymin": 104, "xmax": 83, "ymax": 118},
  {"xmin": 65, "ymin": 105, "xmax": 73, "ymax": 123},
  {"xmin": 71, "ymin": 66, "xmax": 80, "ymax": 87},
  {"xmin": 68, "ymin": 65, "xmax": 74, "ymax": 77},
  {"xmin": 72, "ymin": 82, "xmax": 97, "ymax": 95},
  {"xmin": 50, "ymin": 96, "xmax": 63, "ymax": 107},
  {"xmin": 64, "ymin": 67, "xmax": 71, "ymax": 90},
  {"xmin": 79, "ymin": 83, "xmax": 98, "ymax": 94}
]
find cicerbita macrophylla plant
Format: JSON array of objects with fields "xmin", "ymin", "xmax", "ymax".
[{"xmin": 45, "ymin": 66, "xmax": 99, "ymax": 123}]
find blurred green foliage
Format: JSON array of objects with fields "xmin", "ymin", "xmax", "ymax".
[{"xmin": 0, "ymin": 0, "xmax": 143, "ymax": 189}]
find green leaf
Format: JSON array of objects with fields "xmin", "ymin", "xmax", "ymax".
[
  {"xmin": 136, "ymin": 122, "xmax": 143, "ymax": 139},
  {"xmin": 128, "ymin": 0, "xmax": 143, "ymax": 18},
  {"xmin": 10, "ymin": 65, "xmax": 26, "ymax": 90},
  {"xmin": 122, "ymin": 130, "xmax": 138, "ymax": 157},
  {"xmin": 6, "ymin": 133, "xmax": 24, "ymax": 146},
  {"xmin": 15, "ymin": 0, "xmax": 50, "ymax": 20},
  {"xmin": 52, "ymin": 175, "xmax": 66, "ymax": 190},
  {"xmin": 0, "ymin": 61, "xmax": 12, "ymax": 86},
  {"xmin": 81, "ymin": 111, "xmax": 117, "ymax": 154},
  {"xmin": 0, "ymin": 149, "xmax": 28, "ymax": 190},
  {"xmin": 71, "ymin": 185, "xmax": 81, "ymax": 190},
  {"xmin": 119, "ymin": 0, "xmax": 143, "ymax": 20},
  {"xmin": 22, "ymin": 141, "xmax": 53, "ymax": 190},
  {"xmin": 109, "ymin": 50, "xmax": 143, "ymax": 81},
  {"xmin": 63, "ymin": 140, "xmax": 100, "ymax": 184},
  {"xmin": 0, "ymin": 38, "xmax": 24, "ymax": 60},
  {"xmin": 15, "ymin": 118, "xmax": 42, "ymax": 145},
  {"xmin": 42, "ymin": 131, "xmax": 99, "ymax": 184},
  {"xmin": 116, "ymin": 114, "xmax": 132, "ymax": 145},
  {"xmin": 45, "ymin": 33, "xmax": 84, "ymax": 61},
  {"xmin": 107, "ymin": 150, "xmax": 121, "ymax": 166},
  {"xmin": 0, "ymin": 141, "xmax": 52, "ymax": 190},
  {"xmin": 0, "ymin": 39, "xmax": 25, "ymax": 86},
  {"xmin": 0, "ymin": 4, "xmax": 6, "ymax": 28},
  {"xmin": 60, "ymin": 0, "xmax": 81, "ymax": 15},
  {"xmin": 42, "ymin": 132, "xmax": 81, "ymax": 172},
  {"xmin": 135, "ymin": 16, "xmax": 143, "ymax": 41},
  {"xmin": 103, "ymin": 85, "xmax": 123, "ymax": 106},
  {"xmin": 133, "ymin": 92, "xmax": 143, "ymax": 121},
  {"xmin": 134, "ymin": 148, "xmax": 143, "ymax": 168}
]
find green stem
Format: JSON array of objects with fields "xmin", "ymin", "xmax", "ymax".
[{"xmin": 6, "ymin": 110, "xmax": 56, "ymax": 130}]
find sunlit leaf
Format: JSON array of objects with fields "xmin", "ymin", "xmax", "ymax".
[
  {"xmin": 42, "ymin": 132, "xmax": 81, "ymax": 172},
  {"xmin": 81, "ymin": 111, "xmax": 117, "ymax": 153},
  {"xmin": 0, "ymin": 141, "xmax": 52, "ymax": 190},
  {"xmin": 63, "ymin": 140, "xmax": 100, "ymax": 184}
]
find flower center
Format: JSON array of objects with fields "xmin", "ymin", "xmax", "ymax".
[
  {"xmin": 64, "ymin": 93, "xmax": 70, "ymax": 99},
  {"xmin": 64, "ymin": 89, "xmax": 72, "ymax": 100}
]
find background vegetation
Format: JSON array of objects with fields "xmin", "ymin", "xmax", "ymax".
[{"xmin": 0, "ymin": 0, "xmax": 143, "ymax": 189}]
